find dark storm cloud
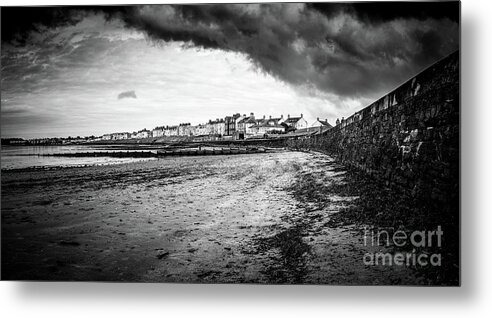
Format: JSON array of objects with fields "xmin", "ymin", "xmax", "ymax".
[
  {"xmin": 309, "ymin": 2, "xmax": 459, "ymax": 24},
  {"xmin": 117, "ymin": 90, "xmax": 137, "ymax": 100},
  {"xmin": 0, "ymin": 6, "xmax": 129, "ymax": 43},
  {"xmin": 1, "ymin": 3, "xmax": 459, "ymax": 100},
  {"xmin": 122, "ymin": 3, "xmax": 458, "ymax": 99}
]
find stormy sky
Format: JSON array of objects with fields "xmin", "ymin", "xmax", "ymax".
[{"xmin": 1, "ymin": 2, "xmax": 459, "ymax": 138}]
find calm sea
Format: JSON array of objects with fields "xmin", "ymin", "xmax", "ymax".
[{"xmin": 1, "ymin": 145, "xmax": 156, "ymax": 170}]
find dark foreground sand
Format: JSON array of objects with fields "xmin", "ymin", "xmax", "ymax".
[{"xmin": 1, "ymin": 151, "xmax": 421, "ymax": 284}]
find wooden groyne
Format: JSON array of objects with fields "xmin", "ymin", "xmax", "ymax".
[
  {"xmin": 156, "ymin": 147, "xmax": 267, "ymax": 156},
  {"xmin": 39, "ymin": 147, "xmax": 270, "ymax": 159}
]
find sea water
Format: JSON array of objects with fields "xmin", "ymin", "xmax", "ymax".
[{"xmin": 0, "ymin": 145, "xmax": 156, "ymax": 170}]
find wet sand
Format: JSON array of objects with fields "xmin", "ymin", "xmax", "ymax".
[{"xmin": 1, "ymin": 151, "xmax": 420, "ymax": 284}]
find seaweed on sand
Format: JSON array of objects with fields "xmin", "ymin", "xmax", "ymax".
[{"xmin": 287, "ymin": 157, "xmax": 459, "ymax": 285}]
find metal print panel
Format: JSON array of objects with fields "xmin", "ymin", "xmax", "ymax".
[{"xmin": 0, "ymin": 2, "xmax": 460, "ymax": 285}]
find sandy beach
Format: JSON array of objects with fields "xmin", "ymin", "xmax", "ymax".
[{"xmin": 2, "ymin": 151, "xmax": 423, "ymax": 284}]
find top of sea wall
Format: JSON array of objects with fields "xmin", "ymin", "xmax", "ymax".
[{"xmin": 335, "ymin": 50, "xmax": 459, "ymax": 131}]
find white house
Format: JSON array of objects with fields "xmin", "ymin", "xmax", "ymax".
[
  {"xmin": 309, "ymin": 118, "xmax": 333, "ymax": 132},
  {"xmin": 236, "ymin": 113, "xmax": 256, "ymax": 136},
  {"xmin": 195, "ymin": 124, "xmax": 208, "ymax": 136},
  {"xmin": 164, "ymin": 126, "xmax": 178, "ymax": 136},
  {"xmin": 249, "ymin": 115, "xmax": 285, "ymax": 136},
  {"xmin": 152, "ymin": 126, "xmax": 165, "ymax": 137},
  {"xmin": 135, "ymin": 129, "xmax": 151, "ymax": 139},
  {"xmin": 282, "ymin": 114, "xmax": 308, "ymax": 131}
]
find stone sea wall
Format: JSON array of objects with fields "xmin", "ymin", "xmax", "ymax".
[{"xmin": 287, "ymin": 51, "xmax": 459, "ymax": 203}]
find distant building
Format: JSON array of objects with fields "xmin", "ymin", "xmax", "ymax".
[
  {"xmin": 282, "ymin": 114, "xmax": 308, "ymax": 131},
  {"xmin": 29, "ymin": 137, "xmax": 63, "ymax": 145},
  {"xmin": 249, "ymin": 123, "xmax": 285, "ymax": 136},
  {"xmin": 113, "ymin": 132, "xmax": 130, "ymax": 140},
  {"xmin": 262, "ymin": 114, "xmax": 284, "ymax": 127},
  {"xmin": 184, "ymin": 124, "xmax": 196, "ymax": 136},
  {"xmin": 195, "ymin": 124, "xmax": 208, "ymax": 136},
  {"xmin": 248, "ymin": 115, "xmax": 285, "ymax": 137},
  {"xmin": 166, "ymin": 126, "xmax": 179, "ymax": 136},
  {"xmin": 205, "ymin": 121, "xmax": 214, "ymax": 136},
  {"xmin": 152, "ymin": 126, "xmax": 166, "ymax": 137},
  {"xmin": 224, "ymin": 113, "xmax": 241, "ymax": 136},
  {"xmin": 135, "ymin": 129, "xmax": 150, "ymax": 139},
  {"xmin": 1, "ymin": 138, "xmax": 27, "ymax": 145},
  {"xmin": 102, "ymin": 132, "xmax": 130, "ymax": 140},
  {"xmin": 178, "ymin": 123, "xmax": 191, "ymax": 136},
  {"xmin": 209, "ymin": 118, "xmax": 225, "ymax": 136},
  {"xmin": 236, "ymin": 113, "xmax": 257, "ymax": 139},
  {"xmin": 309, "ymin": 118, "xmax": 333, "ymax": 131}
]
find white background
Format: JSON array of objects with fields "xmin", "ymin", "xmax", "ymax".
[{"xmin": 1, "ymin": 0, "xmax": 491, "ymax": 317}]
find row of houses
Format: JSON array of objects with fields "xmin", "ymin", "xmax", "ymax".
[
  {"xmin": 102, "ymin": 113, "xmax": 333, "ymax": 141},
  {"xmin": 101, "ymin": 129, "xmax": 152, "ymax": 140}
]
